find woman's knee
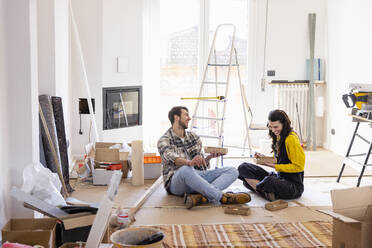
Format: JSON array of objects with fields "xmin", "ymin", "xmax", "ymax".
[
  {"xmin": 238, "ymin": 163, "xmax": 256, "ymax": 177},
  {"xmin": 256, "ymin": 175, "xmax": 276, "ymax": 193}
]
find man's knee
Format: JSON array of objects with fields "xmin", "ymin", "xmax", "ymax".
[
  {"xmin": 224, "ymin": 166, "xmax": 238, "ymax": 179},
  {"xmin": 176, "ymin": 165, "xmax": 195, "ymax": 177}
]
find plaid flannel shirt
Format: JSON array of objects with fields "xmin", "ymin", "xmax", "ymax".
[{"xmin": 157, "ymin": 128, "xmax": 209, "ymax": 192}]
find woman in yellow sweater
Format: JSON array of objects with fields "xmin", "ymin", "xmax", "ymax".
[{"xmin": 238, "ymin": 109, "xmax": 305, "ymax": 201}]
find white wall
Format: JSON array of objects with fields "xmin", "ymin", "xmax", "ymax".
[
  {"xmin": 0, "ymin": 0, "xmax": 10, "ymax": 234},
  {"xmin": 70, "ymin": 0, "xmax": 103, "ymax": 156},
  {"xmin": 326, "ymin": 0, "xmax": 372, "ymax": 155},
  {"xmin": 38, "ymin": 0, "xmax": 56, "ymax": 95},
  {"xmin": 38, "ymin": 0, "xmax": 71, "ymax": 157},
  {"xmin": 101, "ymin": 0, "xmax": 143, "ymax": 143},
  {"xmin": 247, "ymin": 0, "xmax": 327, "ymax": 146},
  {"xmin": 55, "ymin": 0, "xmax": 70, "ymax": 144},
  {"xmin": 0, "ymin": 0, "xmax": 39, "ymax": 226},
  {"xmin": 70, "ymin": 0, "xmax": 143, "ymax": 157},
  {"xmin": 142, "ymin": 0, "xmax": 160, "ymax": 151}
]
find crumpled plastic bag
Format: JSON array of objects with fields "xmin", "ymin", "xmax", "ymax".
[{"xmin": 21, "ymin": 162, "xmax": 66, "ymax": 206}]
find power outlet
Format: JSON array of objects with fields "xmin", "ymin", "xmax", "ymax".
[
  {"xmin": 331, "ymin": 129, "xmax": 335, "ymax": 135},
  {"xmin": 267, "ymin": 70, "xmax": 275, "ymax": 76}
]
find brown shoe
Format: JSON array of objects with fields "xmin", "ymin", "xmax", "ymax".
[
  {"xmin": 220, "ymin": 192, "xmax": 251, "ymax": 204},
  {"xmin": 185, "ymin": 194, "xmax": 208, "ymax": 209}
]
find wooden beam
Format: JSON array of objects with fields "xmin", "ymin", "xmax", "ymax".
[{"xmin": 128, "ymin": 176, "xmax": 163, "ymax": 223}]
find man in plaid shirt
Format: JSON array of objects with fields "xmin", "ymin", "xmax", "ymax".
[{"xmin": 158, "ymin": 106, "xmax": 251, "ymax": 209}]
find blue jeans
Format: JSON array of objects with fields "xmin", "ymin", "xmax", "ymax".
[{"xmin": 169, "ymin": 165, "xmax": 239, "ymax": 204}]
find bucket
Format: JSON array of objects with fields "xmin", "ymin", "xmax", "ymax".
[{"xmin": 111, "ymin": 227, "xmax": 164, "ymax": 248}]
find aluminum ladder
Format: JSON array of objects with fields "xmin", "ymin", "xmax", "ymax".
[{"xmin": 191, "ymin": 24, "xmax": 250, "ymax": 156}]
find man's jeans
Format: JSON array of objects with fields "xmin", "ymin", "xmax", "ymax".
[{"xmin": 169, "ymin": 165, "xmax": 239, "ymax": 203}]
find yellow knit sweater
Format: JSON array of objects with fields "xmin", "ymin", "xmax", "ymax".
[{"xmin": 274, "ymin": 132, "xmax": 305, "ymax": 173}]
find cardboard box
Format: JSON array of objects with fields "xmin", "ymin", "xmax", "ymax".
[
  {"xmin": 56, "ymin": 214, "xmax": 96, "ymax": 247},
  {"xmin": 88, "ymin": 142, "xmax": 130, "ymax": 184},
  {"xmin": 10, "ymin": 187, "xmax": 96, "ymax": 247},
  {"xmin": 319, "ymin": 186, "xmax": 372, "ymax": 248},
  {"xmin": 2, "ymin": 218, "xmax": 56, "ymax": 248},
  {"xmin": 10, "ymin": 170, "xmax": 122, "ymax": 248},
  {"xmin": 93, "ymin": 168, "xmax": 116, "ymax": 185},
  {"xmin": 59, "ymin": 171, "xmax": 122, "ymax": 247},
  {"xmin": 95, "ymin": 142, "xmax": 129, "ymax": 161},
  {"xmin": 144, "ymin": 163, "xmax": 162, "ymax": 179}
]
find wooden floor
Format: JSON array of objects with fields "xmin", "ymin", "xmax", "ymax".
[{"xmin": 70, "ymin": 149, "xmax": 372, "ymax": 226}]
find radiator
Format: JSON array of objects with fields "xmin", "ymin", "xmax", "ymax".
[{"xmin": 274, "ymin": 84, "xmax": 309, "ymax": 142}]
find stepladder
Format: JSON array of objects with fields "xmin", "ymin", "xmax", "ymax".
[{"xmin": 190, "ymin": 24, "xmax": 251, "ymax": 160}]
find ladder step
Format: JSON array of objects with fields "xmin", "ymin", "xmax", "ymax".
[
  {"xmin": 193, "ymin": 116, "xmax": 224, "ymax": 121},
  {"xmin": 203, "ymin": 81, "xmax": 228, "ymax": 85},
  {"xmin": 208, "ymin": 64, "xmax": 239, "ymax": 66},
  {"xmin": 198, "ymin": 134, "xmax": 221, "ymax": 139}
]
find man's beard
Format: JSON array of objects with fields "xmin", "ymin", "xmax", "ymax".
[{"xmin": 178, "ymin": 119, "xmax": 188, "ymax": 129}]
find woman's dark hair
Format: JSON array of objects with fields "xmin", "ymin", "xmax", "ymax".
[
  {"xmin": 268, "ymin": 109, "xmax": 293, "ymax": 155},
  {"xmin": 168, "ymin": 106, "xmax": 188, "ymax": 124}
]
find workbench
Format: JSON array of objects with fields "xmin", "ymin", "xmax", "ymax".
[{"xmin": 337, "ymin": 115, "xmax": 372, "ymax": 186}]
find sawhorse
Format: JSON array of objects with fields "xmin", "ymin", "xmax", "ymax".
[{"xmin": 337, "ymin": 115, "xmax": 372, "ymax": 187}]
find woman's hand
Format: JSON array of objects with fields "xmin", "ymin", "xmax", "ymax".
[
  {"xmin": 263, "ymin": 162, "xmax": 276, "ymax": 168},
  {"xmin": 254, "ymin": 152, "xmax": 264, "ymax": 158}
]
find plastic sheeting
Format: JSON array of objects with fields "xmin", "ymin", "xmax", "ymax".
[{"xmin": 21, "ymin": 163, "xmax": 66, "ymax": 207}]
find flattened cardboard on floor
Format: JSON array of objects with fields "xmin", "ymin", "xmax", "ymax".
[
  {"xmin": 2, "ymin": 218, "xmax": 56, "ymax": 248},
  {"xmin": 319, "ymin": 186, "xmax": 372, "ymax": 248}
]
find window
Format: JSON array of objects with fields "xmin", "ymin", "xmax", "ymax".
[
  {"xmin": 208, "ymin": 0, "xmax": 249, "ymax": 148},
  {"xmin": 159, "ymin": 0, "xmax": 200, "ymax": 133},
  {"xmin": 146, "ymin": 0, "xmax": 249, "ymax": 151}
]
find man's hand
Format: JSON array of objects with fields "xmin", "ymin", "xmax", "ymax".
[
  {"xmin": 189, "ymin": 155, "xmax": 206, "ymax": 167},
  {"xmin": 206, "ymin": 153, "xmax": 221, "ymax": 163}
]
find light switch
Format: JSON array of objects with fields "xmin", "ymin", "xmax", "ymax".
[{"xmin": 117, "ymin": 57, "xmax": 129, "ymax": 73}]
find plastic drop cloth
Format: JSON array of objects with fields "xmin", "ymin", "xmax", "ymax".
[{"xmin": 21, "ymin": 162, "xmax": 66, "ymax": 206}]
